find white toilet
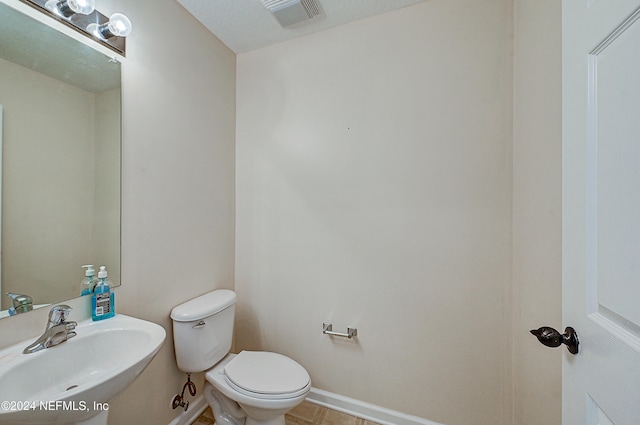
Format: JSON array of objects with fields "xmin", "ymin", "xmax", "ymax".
[{"xmin": 171, "ymin": 289, "xmax": 311, "ymax": 425}]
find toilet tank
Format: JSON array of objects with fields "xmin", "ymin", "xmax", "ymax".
[{"xmin": 171, "ymin": 289, "xmax": 236, "ymax": 373}]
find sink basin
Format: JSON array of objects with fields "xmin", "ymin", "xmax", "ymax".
[{"xmin": 0, "ymin": 314, "xmax": 166, "ymax": 425}]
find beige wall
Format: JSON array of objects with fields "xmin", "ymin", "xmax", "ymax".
[
  {"xmin": 106, "ymin": 0, "xmax": 236, "ymax": 423},
  {"xmin": 235, "ymin": 1, "xmax": 514, "ymax": 424},
  {"xmin": 512, "ymin": 1, "xmax": 562, "ymax": 424}
]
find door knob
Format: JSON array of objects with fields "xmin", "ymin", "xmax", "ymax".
[{"xmin": 530, "ymin": 326, "xmax": 579, "ymax": 355}]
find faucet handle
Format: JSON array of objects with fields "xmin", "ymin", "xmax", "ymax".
[
  {"xmin": 48, "ymin": 305, "xmax": 73, "ymax": 326},
  {"xmin": 47, "ymin": 330, "xmax": 76, "ymax": 348}
]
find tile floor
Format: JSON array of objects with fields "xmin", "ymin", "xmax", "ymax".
[{"xmin": 193, "ymin": 400, "xmax": 381, "ymax": 425}]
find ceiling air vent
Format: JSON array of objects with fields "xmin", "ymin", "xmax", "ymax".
[{"xmin": 261, "ymin": 0, "xmax": 321, "ymax": 27}]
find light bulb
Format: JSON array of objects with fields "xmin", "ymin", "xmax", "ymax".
[
  {"xmin": 45, "ymin": 0, "xmax": 95, "ymax": 17},
  {"xmin": 89, "ymin": 13, "xmax": 132, "ymax": 39},
  {"xmin": 67, "ymin": 0, "xmax": 95, "ymax": 15},
  {"xmin": 106, "ymin": 13, "xmax": 132, "ymax": 37}
]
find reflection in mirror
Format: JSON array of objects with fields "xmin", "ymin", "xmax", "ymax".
[{"xmin": 0, "ymin": 1, "xmax": 121, "ymax": 318}]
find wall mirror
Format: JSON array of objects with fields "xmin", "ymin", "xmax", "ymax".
[{"xmin": 0, "ymin": 0, "xmax": 121, "ymax": 318}]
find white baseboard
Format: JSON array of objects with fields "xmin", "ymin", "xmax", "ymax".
[
  {"xmin": 169, "ymin": 388, "xmax": 442, "ymax": 425},
  {"xmin": 306, "ymin": 387, "xmax": 443, "ymax": 425},
  {"xmin": 168, "ymin": 395, "xmax": 208, "ymax": 425}
]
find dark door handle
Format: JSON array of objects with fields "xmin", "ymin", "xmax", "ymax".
[{"xmin": 530, "ymin": 326, "xmax": 579, "ymax": 355}]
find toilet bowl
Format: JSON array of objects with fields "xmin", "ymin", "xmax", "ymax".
[
  {"xmin": 171, "ymin": 290, "xmax": 310, "ymax": 425},
  {"xmin": 205, "ymin": 352, "xmax": 310, "ymax": 425}
]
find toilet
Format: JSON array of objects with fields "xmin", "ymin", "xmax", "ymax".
[{"xmin": 171, "ymin": 289, "xmax": 311, "ymax": 425}]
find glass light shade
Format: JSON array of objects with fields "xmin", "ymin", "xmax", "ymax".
[
  {"xmin": 107, "ymin": 13, "xmax": 132, "ymax": 37},
  {"xmin": 67, "ymin": 0, "xmax": 95, "ymax": 15},
  {"xmin": 44, "ymin": 0, "xmax": 93, "ymax": 17}
]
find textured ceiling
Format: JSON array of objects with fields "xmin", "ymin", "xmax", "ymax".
[{"xmin": 176, "ymin": 0, "xmax": 428, "ymax": 54}]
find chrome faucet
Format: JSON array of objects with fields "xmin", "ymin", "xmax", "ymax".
[
  {"xmin": 23, "ymin": 305, "xmax": 77, "ymax": 354},
  {"xmin": 6, "ymin": 292, "xmax": 33, "ymax": 314}
]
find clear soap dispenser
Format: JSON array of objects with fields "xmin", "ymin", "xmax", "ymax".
[
  {"xmin": 92, "ymin": 266, "xmax": 115, "ymax": 321},
  {"xmin": 80, "ymin": 265, "xmax": 96, "ymax": 296}
]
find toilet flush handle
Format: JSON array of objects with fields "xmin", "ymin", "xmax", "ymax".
[{"xmin": 193, "ymin": 320, "xmax": 206, "ymax": 329}]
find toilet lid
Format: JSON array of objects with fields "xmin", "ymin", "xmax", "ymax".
[{"xmin": 224, "ymin": 351, "xmax": 310, "ymax": 399}]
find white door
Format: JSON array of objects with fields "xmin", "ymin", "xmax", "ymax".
[{"xmin": 563, "ymin": 0, "xmax": 640, "ymax": 423}]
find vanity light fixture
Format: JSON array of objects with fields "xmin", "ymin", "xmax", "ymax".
[
  {"xmin": 44, "ymin": 0, "xmax": 95, "ymax": 18},
  {"xmin": 19, "ymin": 0, "xmax": 131, "ymax": 55},
  {"xmin": 87, "ymin": 13, "xmax": 132, "ymax": 39}
]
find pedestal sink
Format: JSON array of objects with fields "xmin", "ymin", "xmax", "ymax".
[{"xmin": 0, "ymin": 314, "xmax": 166, "ymax": 425}]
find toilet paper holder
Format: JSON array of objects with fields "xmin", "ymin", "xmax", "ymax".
[{"xmin": 323, "ymin": 322, "xmax": 357, "ymax": 339}]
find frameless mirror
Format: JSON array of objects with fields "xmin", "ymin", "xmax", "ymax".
[{"xmin": 0, "ymin": 1, "xmax": 121, "ymax": 318}]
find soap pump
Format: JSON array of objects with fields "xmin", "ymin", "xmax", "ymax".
[
  {"xmin": 92, "ymin": 266, "xmax": 115, "ymax": 321},
  {"xmin": 80, "ymin": 265, "xmax": 96, "ymax": 296}
]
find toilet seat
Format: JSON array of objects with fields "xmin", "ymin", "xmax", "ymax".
[{"xmin": 223, "ymin": 351, "xmax": 311, "ymax": 400}]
